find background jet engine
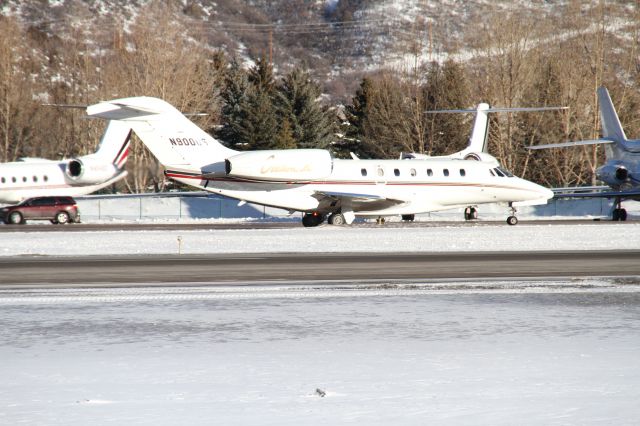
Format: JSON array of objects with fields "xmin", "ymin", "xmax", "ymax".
[
  {"xmin": 596, "ymin": 163, "xmax": 632, "ymax": 188},
  {"xmin": 225, "ymin": 149, "xmax": 333, "ymax": 181},
  {"xmin": 65, "ymin": 157, "xmax": 119, "ymax": 185}
]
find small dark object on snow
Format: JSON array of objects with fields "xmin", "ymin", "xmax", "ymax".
[{"xmin": 315, "ymin": 388, "xmax": 326, "ymax": 397}]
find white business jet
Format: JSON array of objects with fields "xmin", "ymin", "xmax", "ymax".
[
  {"xmin": 0, "ymin": 121, "xmax": 131, "ymax": 204},
  {"xmin": 86, "ymin": 97, "xmax": 553, "ymax": 226}
]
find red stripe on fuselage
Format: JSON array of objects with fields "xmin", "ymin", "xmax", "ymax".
[{"xmin": 164, "ymin": 172, "xmax": 534, "ymax": 192}]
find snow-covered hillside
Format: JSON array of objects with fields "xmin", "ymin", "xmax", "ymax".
[{"xmin": 3, "ymin": 0, "xmax": 635, "ymax": 101}]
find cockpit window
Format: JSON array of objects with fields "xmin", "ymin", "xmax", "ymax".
[
  {"xmin": 494, "ymin": 168, "xmax": 505, "ymax": 177},
  {"xmin": 496, "ymin": 167, "xmax": 514, "ymax": 177}
]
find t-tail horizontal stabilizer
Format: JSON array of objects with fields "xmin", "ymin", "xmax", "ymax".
[{"xmin": 426, "ymin": 104, "xmax": 567, "ymax": 158}]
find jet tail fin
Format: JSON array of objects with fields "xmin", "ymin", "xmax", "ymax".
[
  {"xmin": 87, "ymin": 97, "xmax": 237, "ymax": 171},
  {"xmin": 598, "ymin": 86, "xmax": 627, "ymax": 141},
  {"xmin": 424, "ymin": 103, "xmax": 490, "ymax": 158},
  {"xmin": 94, "ymin": 120, "xmax": 132, "ymax": 170},
  {"xmin": 467, "ymin": 103, "xmax": 490, "ymax": 153}
]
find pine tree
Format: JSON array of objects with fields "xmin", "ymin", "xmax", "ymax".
[
  {"xmin": 338, "ymin": 77, "xmax": 374, "ymax": 158},
  {"xmin": 275, "ymin": 66, "xmax": 335, "ymax": 149},
  {"xmin": 241, "ymin": 89, "xmax": 279, "ymax": 150},
  {"xmin": 248, "ymin": 56, "xmax": 276, "ymax": 95},
  {"xmin": 275, "ymin": 116, "xmax": 297, "ymax": 149},
  {"xmin": 218, "ymin": 61, "xmax": 252, "ymax": 149}
]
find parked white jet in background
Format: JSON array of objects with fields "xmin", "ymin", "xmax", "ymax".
[
  {"xmin": 0, "ymin": 121, "xmax": 131, "ymax": 204},
  {"xmin": 529, "ymin": 86, "xmax": 640, "ymax": 221},
  {"xmin": 87, "ymin": 97, "xmax": 553, "ymax": 227}
]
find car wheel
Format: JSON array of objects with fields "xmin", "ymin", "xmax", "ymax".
[
  {"xmin": 55, "ymin": 211, "xmax": 70, "ymax": 225},
  {"xmin": 9, "ymin": 211, "xmax": 24, "ymax": 225}
]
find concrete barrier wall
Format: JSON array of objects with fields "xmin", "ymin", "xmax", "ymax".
[{"xmin": 76, "ymin": 194, "xmax": 292, "ymax": 221}]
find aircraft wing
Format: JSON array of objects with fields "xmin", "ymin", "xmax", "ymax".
[
  {"xmin": 313, "ymin": 190, "xmax": 405, "ymax": 205},
  {"xmin": 527, "ymin": 139, "xmax": 614, "ymax": 150},
  {"xmin": 553, "ymin": 187, "xmax": 640, "ymax": 200}
]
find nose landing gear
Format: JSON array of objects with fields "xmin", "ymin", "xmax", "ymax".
[{"xmin": 506, "ymin": 204, "xmax": 518, "ymax": 226}]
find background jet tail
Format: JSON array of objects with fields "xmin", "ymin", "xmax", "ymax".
[
  {"xmin": 425, "ymin": 103, "xmax": 490, "ymax": 159},
  {"xmin": 466, "ymin": 103, "xmax": 490, "ymax": 153},
  {"xmin": 93, "ymin": 120, "xmax": 132, "ymax": 170},
  {"xmin": 87, "ymin": 97, "xmax": 237, "ymax": 170},
  {"xmin": 597, "ymin": 86, "xmax": 628, "ymax": 141}
]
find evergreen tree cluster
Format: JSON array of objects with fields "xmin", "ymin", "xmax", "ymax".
[
  {"xmin": 218, "ymin": 57, "xmax": 335, "ymax": 151},
  {"xmin": 218, "ymin": 58, "xmax": 472, "ymax": 161}
]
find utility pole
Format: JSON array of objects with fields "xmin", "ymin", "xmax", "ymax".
[{"xmin": 269, "ymin": 27, "xmax": 273, "ymax": 65}]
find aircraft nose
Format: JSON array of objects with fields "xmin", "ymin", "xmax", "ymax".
[
  {"xmin": 523, "ymin": 179, "xmax": 554, "ymax": 202},
  {"xmin": 538, "ymin": 185, "xmax": 554, "ymax": 200}
]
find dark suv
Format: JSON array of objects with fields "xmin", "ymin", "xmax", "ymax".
[{"xmin": 0, "ymin": 196, "xmax": 80, "ymax": 225}]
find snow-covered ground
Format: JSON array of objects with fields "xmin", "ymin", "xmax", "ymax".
[
  {"xmin": 1, "ymin": 222, "xmax": 640, "ymax": 257},
  {"xmin": 1, "ymin": 283, "xmax": 640, "ymax": 425},
  {"xmin": 3, "ymin": 217, "xmax": 640, "ymax": 424}
]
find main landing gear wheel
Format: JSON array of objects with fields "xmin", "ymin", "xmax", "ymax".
[
  {"xmin": 302, "ymin": 212, "xmax": 324, "ymax": 227},
  {"xmin": 328, "ymin": 213, "xmax": 346, "ymax": 226},
  {"xmin": 464, "ymin": 207, "xmax": 478, "ymax": 221},
  {"xmin": 612, "ymin": 208, "xmax": 627, "ymax": 221},
  {"xmin": 376, "ymin": 216, "xmax": 386, "ymax": 225},
  {"xmin": 611, "ymin": 197, "xmax": 627, "ymax": 221},
  {"xmin": 401, "ymin": 214, "xmax": 415, "ymax": 222}
]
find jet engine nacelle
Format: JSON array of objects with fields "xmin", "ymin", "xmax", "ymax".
[
  {"xmin": 65, "ymin": 156, "xmax": 118, "ymax": 185},
  {"xmin": 225, "ymin": 149, "xmax": 333, "ymax": 181},
  {"xmin": 597, "ymin": 163, "xmax": 630, "ymax": 187}
]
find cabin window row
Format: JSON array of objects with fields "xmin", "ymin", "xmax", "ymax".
[
  {"xmin": 0, "ymin": 175, "xmax": 50, "ymax": 185},
  {"xmin": 361, "ymin": 168, "xmax": 467, "ymax": 177}
]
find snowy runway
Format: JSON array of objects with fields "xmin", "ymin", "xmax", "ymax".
[{"xmin": 1, "ymin": 283, "xmax": 640, "ymax": 425}]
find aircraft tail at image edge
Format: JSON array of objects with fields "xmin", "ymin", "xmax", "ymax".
[{"xmin": 597, "ymin": 86, "xmax": 628, "ymax": 142}]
